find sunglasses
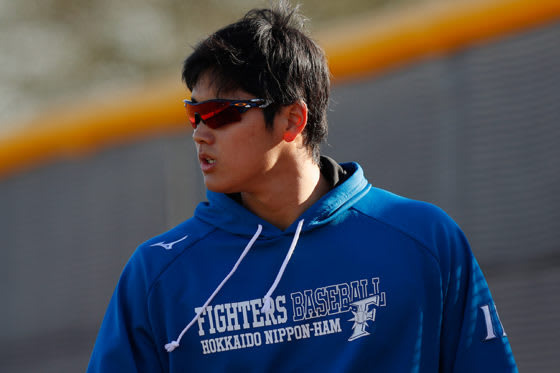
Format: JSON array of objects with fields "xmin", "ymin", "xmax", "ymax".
[{"xmin": 183, "ymin": 98, "xmax": 271, "ymax": 129}]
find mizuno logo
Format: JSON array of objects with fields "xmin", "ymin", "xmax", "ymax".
[{"xmin": 150, "ymin": 235, "xmax": 189, "ymax": 250}]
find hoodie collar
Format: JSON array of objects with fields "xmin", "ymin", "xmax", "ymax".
[{"xmin": 194, "ymin": 159, "xmax": 370, "ymax": 238}]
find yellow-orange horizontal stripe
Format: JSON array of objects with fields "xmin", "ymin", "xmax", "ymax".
[
  {"xmin": 1, "ymin": 0, "xmax": 560, "ymax": 179},
  {"xmin": 322, "ymin": 0, "xmax": 560, "ymax": 81},
  {"xmin": 0, "ymin": 79, "xmax": 189, "ymax": 177}
]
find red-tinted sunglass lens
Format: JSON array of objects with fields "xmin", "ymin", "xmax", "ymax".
[
  {"xmin": 185, "ymin": 101, "xmax": 242, "ymax": 129},
  {"xmin": 204, "ymin": 107, "xmax": 242, "ymax": 129}
]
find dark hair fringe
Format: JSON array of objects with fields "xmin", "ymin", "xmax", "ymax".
[{"xmin": 182, "ymin": 0, "xmax": 330, "ymax": 162}]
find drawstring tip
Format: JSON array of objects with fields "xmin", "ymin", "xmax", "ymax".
[
  {"xmin": 261, "ymin": 296, "xmax": 273, "ymax": 313},
  {"xmin": 165, "ymin": 341, "xmax": 180, "ymax": 352}
]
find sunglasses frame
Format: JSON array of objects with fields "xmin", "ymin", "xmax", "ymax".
[{"xmin": 183, "ymin": 98, "xmax": 271, "ymax": 129}]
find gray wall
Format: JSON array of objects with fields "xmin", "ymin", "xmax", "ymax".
[{"xmin": 1, "ymin": 20, "xmax": 559, "ymax": 372}]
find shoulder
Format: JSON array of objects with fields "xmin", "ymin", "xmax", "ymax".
[
  {"xmin": 122, "ymin": 217, "xmax": 216, "ymax": 291},
  {"xmin": 352, "ymin": 186, "xmax": 469, "ymax": 264}
]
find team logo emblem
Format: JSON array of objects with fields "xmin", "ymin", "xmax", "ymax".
[{"xmin": 347, "ymin": 295, "xmax": 380, "ymax": 341}]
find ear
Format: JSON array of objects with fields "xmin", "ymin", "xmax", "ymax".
[{"xmin": 282, "ymin": 101, "xmax": 308, "ymax": 142}]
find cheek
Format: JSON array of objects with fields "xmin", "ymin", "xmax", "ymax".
[
  {"xmin": 215, "ymin": 132, "xmax": 259, "ymax": 174},
  {"xmin": 229, "ymin": 127, "xmax": 273, "ymax": 157},
  {"xmin": 218, "ymin": 111, "xmax": 279, "ymax": 167}
]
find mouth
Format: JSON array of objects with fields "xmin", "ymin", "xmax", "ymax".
[
  {"xmin": 198, "ymin": 153, "xmax": 216, "ymax": 171},
  {"xmin": 201, "ymin": 156, "xmax": 215, "ymax": 165}
]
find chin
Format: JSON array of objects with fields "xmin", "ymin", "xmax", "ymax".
[{"xmin": 204, "ymin": 177, "xmax": 239, "ymax": 194}]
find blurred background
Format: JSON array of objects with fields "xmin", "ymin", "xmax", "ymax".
[
  {"xmin": 0, "ymin": 0, "xmax": 415, "ymax": 135},
  {"xmin": 1, "ymin": 0, "xmax": 559, "ymax": 371}
]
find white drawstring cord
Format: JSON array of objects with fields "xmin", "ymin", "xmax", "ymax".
[
  {"xmin": 164, "ymin": 224, "xmax": 263, "ymax": 352},
  {"xmin": 261, "ymin": 219, "xmax": 304, "ymax": 313}
]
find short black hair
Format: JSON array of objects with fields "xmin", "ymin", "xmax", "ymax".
[{"xmin": 182, "ymin": 0, "xmax": 330, "ymax": 162}]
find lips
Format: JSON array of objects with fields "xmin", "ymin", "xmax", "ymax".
[{"xmin": 198, "ymin": 152, "xmax": 216, "ymax": 172}]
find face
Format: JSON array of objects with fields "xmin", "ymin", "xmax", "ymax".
[{"xmin": 191, "ymin": 73, "xmax": 285, "ymax": 194}]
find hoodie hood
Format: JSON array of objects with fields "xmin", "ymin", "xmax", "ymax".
[{"xmin": 194, "ymin": 162, "xmax": 370, "ymax": 238}]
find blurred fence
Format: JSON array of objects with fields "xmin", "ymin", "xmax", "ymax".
[{"xmin": 1, "ymin": 0, "xmax": 560, "ymax": 371}]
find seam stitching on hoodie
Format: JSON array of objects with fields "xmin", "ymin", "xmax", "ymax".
[{"xmin": 351, "ymin": 207, "xmax": 442, "ymax": 269}]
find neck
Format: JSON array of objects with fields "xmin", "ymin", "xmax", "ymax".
[{"xmin": 240, "ymin": 156, "xmax": 330, "ymax": 230}]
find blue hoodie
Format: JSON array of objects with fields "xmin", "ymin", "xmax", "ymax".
[{"xmin": 88, "ymin": 161, "xmax": 517, "ymax": 372}]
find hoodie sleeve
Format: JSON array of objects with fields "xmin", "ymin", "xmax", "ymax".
[
  {"xmin": 87, "ymin": 249, "xmax": 163, "ymax": 373},
  {"xmin": 438, "ymin": 223, "xmax": 517, "ymax": 373}
]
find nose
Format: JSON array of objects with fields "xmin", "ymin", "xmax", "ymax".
[{"xmin": 192, "ymin": 121, "xmax": 215, "ymax": 145}]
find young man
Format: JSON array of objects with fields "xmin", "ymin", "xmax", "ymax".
[{"xmin": 88, "ymin": 1, "xmax": 517, "ymax": 372}]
